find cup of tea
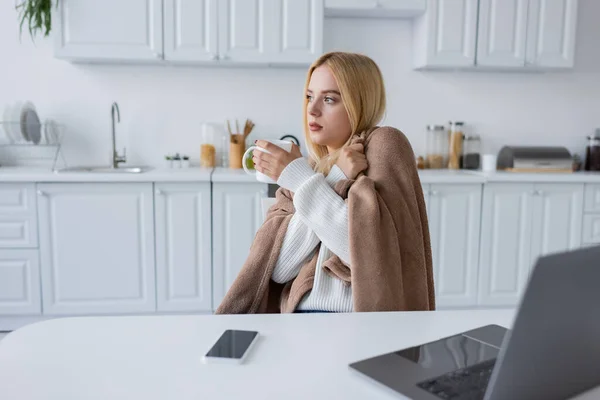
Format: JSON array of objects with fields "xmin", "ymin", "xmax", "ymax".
[{"xmin": 242, "ymin": 140, "xmax": 293, "ymax": 183}]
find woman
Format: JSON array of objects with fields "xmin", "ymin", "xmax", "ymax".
[{"xmin": 216, "ymin": 52, "xmax": 435, "ymax": 314}]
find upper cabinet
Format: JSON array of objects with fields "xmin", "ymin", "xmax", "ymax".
[
  {"xmin": 54, "ymin": 0, "xmax": 163, "ymax": 62},
  {"xmin": 163, "ymin": 0, "xmax": 219, "ymax": 62},
  {"xmin": 54, "ymin": 0, "xmax": 324, "ymax": 66},
  {"xmin": 413, "ymin": 0, "xmax": 579, "ymax": 70},
  {"xmin": 525, "ymin": 0, "xmax": 579, "ymax": 68},
  {"xmin": 413, "ymin": 0, "xmax": 479, "ymax": 68}
]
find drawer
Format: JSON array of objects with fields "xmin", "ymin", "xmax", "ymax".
[
  {"xmin": 0, "ymin": 184, "xmax": 37, "ymax": 216},
  {"xmin": 0, "ymin": 215, "xmax": 38, "ymax": 248},
  {"xmin": 584, "ymin": 184, "xmax": 600, "ymax": 213},
  {"xmin": 582, "ymin": 214, "xmax": 600, "ymax": 244}
]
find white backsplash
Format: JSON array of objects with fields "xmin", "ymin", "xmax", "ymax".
[{"xmin": 0, "ymin": 1, "xmax": 599, "ymax": 167}]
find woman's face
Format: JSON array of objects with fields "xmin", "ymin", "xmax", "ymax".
[{"xmin": 306, "ymin": 65, "xmax": 352, "ymax": 152}]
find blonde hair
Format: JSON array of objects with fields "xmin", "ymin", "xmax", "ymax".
[{"xmin": 303, "ymin": 52, "xmax": 386, "ymax": 174}]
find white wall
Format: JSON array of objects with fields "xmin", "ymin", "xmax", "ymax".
[{"xmin": 0, "ymin": 1, "xmax": 599, "ymax": 168}]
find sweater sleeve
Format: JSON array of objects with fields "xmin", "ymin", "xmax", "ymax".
[
  {"xmin": 276, "ymin": 158, "xmax": 351, "ymax": 266},
  {"xmin": 271, "ymin": 161, "xmax": 348, "ymax": 283}
]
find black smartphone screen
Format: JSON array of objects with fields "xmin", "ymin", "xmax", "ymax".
[{"xmin": 205, "ymin": 330, "xmax": 258, "ymax": 359}]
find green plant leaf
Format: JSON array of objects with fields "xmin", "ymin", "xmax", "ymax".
[{"xmin": 16, "ymin": 0, "xmax": 56, "ymax": 42}]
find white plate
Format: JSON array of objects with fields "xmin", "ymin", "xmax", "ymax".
[
  {"xmin": 2, "ymin": 103, "xmax": 14, "ymax": 143},
  {"xmin": 21, "ymin": 101, "xmax": 40, "ymax": 144},
  {"xmin": 11, "ymin": 101, "xmax": 24, "ymax": 143}
]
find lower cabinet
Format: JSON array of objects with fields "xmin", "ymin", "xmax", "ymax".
[
  {"xmin": 478, "ymin": 183, "xmax": 584, "ymax": 307},
  {"xmin": 154, "ymin": 183, "xmax": 212, "ymax": 312},
  {"xmin": 423, "ymin": 184, "xmax": 482, "ymax": 308},
  {"xmin": 0, "ymin": 250, "xmax": 41, "ymax": 315},
  {"xmin": 37, "ymin": 183, "xmax": 156, "ymax": 315},
  {"xmin": 211, "ymin": 182, "xmax": 268, "ymax": 310}
]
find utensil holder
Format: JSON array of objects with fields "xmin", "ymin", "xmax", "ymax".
[{"xmin": 229, "ymin": 135, "xmax": 245, "ymax": 169}]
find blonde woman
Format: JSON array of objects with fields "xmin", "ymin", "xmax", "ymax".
[{"xmin": 216, "ymin": 52, "xmax": 434, "ymax": 314}]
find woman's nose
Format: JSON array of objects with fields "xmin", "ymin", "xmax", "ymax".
[{"xmin": 308, "ymin": 102, "xmax": 320, "ymax": 117}]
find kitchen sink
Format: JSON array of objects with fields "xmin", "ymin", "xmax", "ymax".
[{"xmin": 55, "ymin": 166, "xmax": 153, "ymax": 174}]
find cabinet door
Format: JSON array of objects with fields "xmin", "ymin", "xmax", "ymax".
[
  {"xmin": 269, "ymin": 0, "xmax": 324, "ymax": 64},
  {"xmin": 38, "ymin": 183, "xmax": 156, "ymax": 315},
  {"xmin": 164, "ymin": 0, "xmax": 219, "ymax": 62},
  {"xmin": 218, "ymin": 0, "xmax": 271, "ymax": 63},
  {"xmin": 476, "ymin": 0, "xmax": 528, "ymax": 67},
  {"xmin": 530, "ymin": 184, "xmax": 584, "ymax": 262},
  {"xmin": 53, "ymin": 0, "xmax": 163, "ymax": 61},
  {"xmin": 0, "ymin": 250, "xmax": 41, "ymax": 315},
  {"xmin": 155, "ymin": 183, "xmax": 212, "ymax": 312},
  {"xmin": 479, "ymin": 184, "xmax": 535, "ymax": 307},
  {"xmin": 428, "ymin": 185, "xmax": 481, "ymax": 308},
  {"xmin": 526, "ymin": 0, "xmax": 579, "ymax": 68},
  {"xmin": 212, "ymin": 183, "xmax": 268, "ymax": 309},
  {"xmin": 413, "ymin": 0, "xmax": 479, "ymax": 68}
]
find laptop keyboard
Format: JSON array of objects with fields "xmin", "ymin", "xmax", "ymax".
[{"xmin": 416, "ymin": 358, "xmax": 496, "ymax": 400}]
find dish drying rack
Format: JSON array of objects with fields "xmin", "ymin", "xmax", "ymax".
[{"xmin": 0, "ymin": 121, "xmax": 67, "ymax": 171}]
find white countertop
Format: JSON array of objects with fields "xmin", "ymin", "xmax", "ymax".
[
  {"xmin": 1, "ymin": 165, "xmax": 600, "ymax": 184},
  {"xmin": 1, "ymin": 310, "xmax": 598, "ymax": 400},
  {"xmin": 0, "ymin": 167, "xmax": 212, "ymax": 182}
]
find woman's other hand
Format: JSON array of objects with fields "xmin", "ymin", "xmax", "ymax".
[{"xmin": 336, "ymin": 143, "xmax": 367, "ymax": 179}]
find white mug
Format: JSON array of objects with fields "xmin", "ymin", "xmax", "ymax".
[
  {"xmin": 482, "ymin": 154, "xmax": 497, "ymax": 172},
  {"xmin": 242, "ymin": 139, "xmax": 293, "ymax": 183}
]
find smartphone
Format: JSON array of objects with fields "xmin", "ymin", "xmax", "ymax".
[{"xmin": 202, "ymin": 329, "xmax": 259, "ymax": 364}]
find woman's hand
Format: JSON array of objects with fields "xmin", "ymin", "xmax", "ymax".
[
  {"xmin": 336, "ymin": 143, "xmax": 368, "ymax": 179},
  {"xmin": 253, "ymin": 140, "xmax": 302, "ymax": 182}
]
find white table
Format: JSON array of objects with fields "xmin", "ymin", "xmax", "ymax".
[{"xmin": 0, "ymin": 310, "xmax": 597, "ymax": 400}]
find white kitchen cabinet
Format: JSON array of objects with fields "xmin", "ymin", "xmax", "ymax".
[
  {"xmin": 479, "ymin": 184, "xmax": 535, "ymax": 307},
  {"xmin": 479, "ymin": 183, "xmax": 584, "ymax": 307},
  {"xmin": 476, "ymin": 0, "xmax": 529, "ymax": 67},
  {"xmin": 212, "ymin": 183, "xmax": 268, "ymax": 309},
  {"xmin": 526, "ymin": 0, "xmax": 579, "ymax": 68},
  {"xmin": 163, "ymin": 0, "xmax": 219, "ymax": 62},
  {"xmin": 37, "ymin": 183, "xmax": 156, "ymax": 315},
  {"xmin": 0, "ymin": 250, "xmax": 41, "ymax": 315},
  {"xmin": 154, "ymin": 183, "xmax": 212, "ymax": 312},
  {"xmin": 53, "ymin": 0, "xmax": 163, "ymax": 62},
  {"xmin": 426, "ymin": 184, "xmax": 482, "ymax": 308},
  {"xmin": 584, "ymin": 184, "xmax": 600, "ymax": 213},
  {"xmin": 268, "ymin": 0, "xmax": 324, "ymax": 64},
  {"xmin": 414, "ymin": 0, "xmax": 579, "ymax": 70},
  {"xmin": 218, "ymin": 0, "xmax": 323, "ymax": 65},
  {"xmin": 412, "ymin": 0, "xmax": 479, "ymax": 69},
  {"xmin": 324, "ymin": 0, "xmax": 426, "ymax": 18},
  {"xmin": 529, "ymin": 183, "xmax": 583, "ymax": 261},
  {"xmin": 0, "ymin": 184, "xmax": 38, "ymax": 248}
]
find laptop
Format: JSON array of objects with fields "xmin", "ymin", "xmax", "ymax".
[{"xmin": 349, "ymin": 245, "xmax": 600, "ymax": 400}]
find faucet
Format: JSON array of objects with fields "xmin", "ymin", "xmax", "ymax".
[{"xmin": 111, "ymin": 102, "xmax": 126, "ymax": 168}]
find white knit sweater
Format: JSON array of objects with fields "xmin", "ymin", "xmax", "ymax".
[{"xmin": 273, "ymin": 158, "xmax": 353, "ymax": 312}]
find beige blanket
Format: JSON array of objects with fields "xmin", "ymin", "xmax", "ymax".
[{"xmin": 215, "ymin": 126, "xmax": 435, "ymax": 313}]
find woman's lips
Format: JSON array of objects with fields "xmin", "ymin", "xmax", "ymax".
[{"xmin": 309, "ymin": 122, "xmax": 322, "ymax": 131}]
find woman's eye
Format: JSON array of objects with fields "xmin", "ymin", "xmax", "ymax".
[
  {"xmin": 306, "ymin": 94, "xmax": 313, "ymax": 101},
  {"xmin": 324, "ymin": 96, "xmax": 335, "ymax": 103}
]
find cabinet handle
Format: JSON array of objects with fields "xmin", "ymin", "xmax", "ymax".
[
  {"xmin": 430, "ymin": 190, "xmax": 439, "ymax": 196},
  {"xmin": 156, "ymin": 189, "xmax": 163, "ymax": 195},
  {"xmin": 37, "ymin": 190, "xmax": 46, "ymax": 196},
  {"xmin": 536, "ymin": 189, "xmax": 544, "ymax": 196}
]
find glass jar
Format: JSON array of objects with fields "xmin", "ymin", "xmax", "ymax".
[
  {"xmin": 584, "ymin": 129, "xmax": 600, "ymax": 171},
  {"xmin": 448, "ymin": 121, "xmax": 464, "ymax": 170},
  {"xmin": 462, "ymin": 134, "xmax": 481, "ymax": 170},
  {"xmin": 425, "ymin": 125, "xmax": 448, "ymax": 169},
  {"xmin": 200, "ymin": 122, "xmax": 217, "ymax": 168}
]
